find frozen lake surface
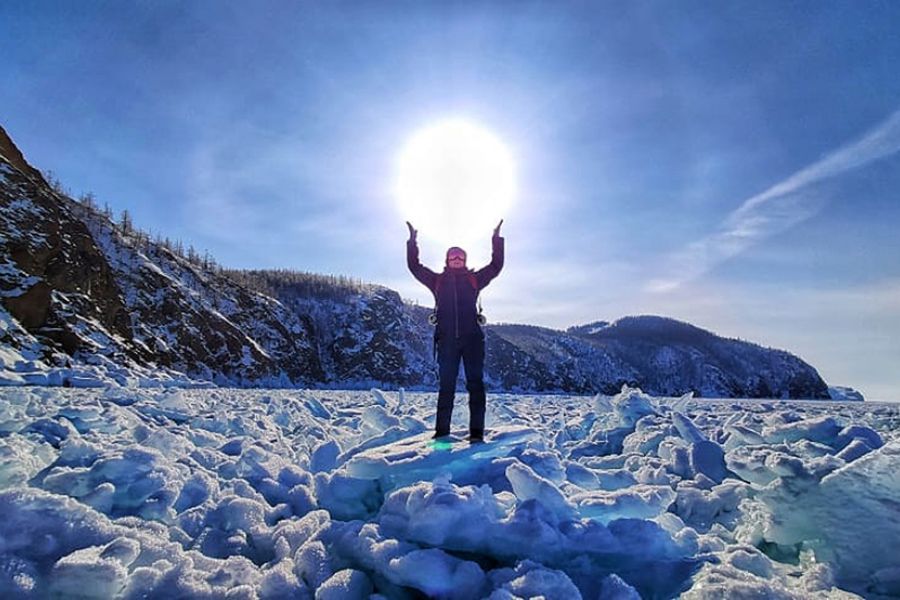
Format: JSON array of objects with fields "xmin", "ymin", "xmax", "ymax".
[{"xmin": 1, "ymin": 386, "xmax": 898, "ymax": 599}]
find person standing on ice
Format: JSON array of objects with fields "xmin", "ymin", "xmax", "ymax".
[{"xmin": 406, "ymin": 220, "xmax": 504, "ymax": 442}]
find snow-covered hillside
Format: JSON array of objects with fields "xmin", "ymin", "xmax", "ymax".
[
  {"xmin": 2, "ymin": 125, "xmax": 840, "ymax": 398},
  {"xmin": 1, "ymin": 386, "xmax": 897, "ymax": 598},
  {"xmin": 487, "ymin": 318, "xmax": 831, "ymax": 398}
]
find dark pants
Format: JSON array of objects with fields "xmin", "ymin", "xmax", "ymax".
[{"xmin": 435, "ymin": 331, "xmax": 486, "ymax": 436}]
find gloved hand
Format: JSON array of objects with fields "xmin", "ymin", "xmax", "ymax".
[
  {"xmin": 493, "ymin": 219, "xmax": 503, "ymax": 238},
  {"xmin": 406, "ymin": 221, "xmax": 418, "ymax": 242}
]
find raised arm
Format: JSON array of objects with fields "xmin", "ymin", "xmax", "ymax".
[
  {"xmin": 406, "ymin": 221, "xmax": 438, "ymax": 293},
  {"xmin": 474, "ymin": 219, "xmax": 504, "ymax": 290}
]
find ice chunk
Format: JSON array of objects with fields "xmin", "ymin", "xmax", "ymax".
[
  {"xmin": 571, "ymin": 485, "xmax": 676, "ymax": 523},
  {"xmin": 681, "ymin": 561, "xmax": 798, "ymax": 599},
  {"xmin": 518, "ymin": 448, "xmax": 566, "ymax": 484},
  {"xmin": 21, "ymin": 417, "xmax": 77, "ymax": 448},
  {"xmin": 344, "ymin": 426, "xmax": 536, "ymax": 490},
  {"xmin": 98, "ymin": 538, "xmax": 140, "ymax": 567},
  {"xmin": 0, "ymin": 433, "xmax": 57, "ymax": 487},
  {"xmin": 379, "ymin": 479, "xmax": 504, "ymax": 550},
  {"xmin": 622, "ymin": 426, "xmax": 669, "ymax": 455},
  {"xmin": 193, "ymin": 495, "xmax": 274, "ymax": 563},
  {"xmin": 371, "ymin": 473, "xmax": 690, "ymax": 596},
  {"xmin": 598, "ymin": 573, "xmax": 641, "ymax": 600},
  {"xmin": 389, "ymin": 548, "xmax": 486, "ymax": 600},
  {"xmin": 487, "ymin": 559, "xmax": 582, "ymax": 600},
  {"xmin": 834, "ymin": 438, "xmax": 872, "ymax": 463},
  {"xmin": 667, "ymin": 444, "xmax": 693, "ymax": 480},
  {"xmin": 327, "ymin": 521, "xmax": 485, "ymax": 600},
  {"xmin": 259, "ymin": 558, "xmax": 306, "ymax": 599},
  {"xmin": 338, "ymin": 423, "xmax": 428, "ymax": 464},
  {"xmin": 669, "ymin": 391, "xmax": 694, "ymax": 414},
  {"xmin": 762, "ymin": 416, "xmax": 841, "ymax": 445},
  {"xmin": 833, "ymin": 424, "xmax": 883, "ymax": 452},
  {"xmin": 725, "ymin": 446, "xmax": 781, "ymax": 486},
  {"xmin": 360, "ymin": 405, "xmax": 401, "ymax": 436},
  {"xmin": 592, "ymin": 393, "xmax": 613, "ymax": 413},
  {"xmin": 597, "ymin": 468, "xmax": 640, "ymax": 490},
  {"xmin": 804, "ymin": 441, "xmax": 900, "ymax": 579},
  {"xmin": 370, "ymin": 388, "xmax": 389, "ymax": 406},
  {"xmin": 294, "ymin": 540, "xmax": 334, "ymax": 589},
  {"xmin": 727, "ymin": 546, "xmax": 773, "ymax": 578},
  {"xmin": 505, "ymin": 461, "xmax": 576, "ymax": 521},
  {"xmin": 315, "ymin": 568, "xmax": 373, "ymax": 600},
  {"xmin": 672, "ymin": 411, "xmax": 707, "ymax": 444},
  {"xmin": 314, "ymin": 472, "xmax": 382, "ymax": 520},
  {"xmin": 220, "ymin": 438, "xmax": 244, "ymax": 456},
  {"xmin": 755, "ymin": 441, "xmax": 900, "ymax": 590},
  {"xmin": 286, "ymin": 483, "xmax": 317, "ymax": 516},
  {"xmin": 612, "ymin": 387, "xmax": 657, "ymax": 428},
  {"xmin": 40, "ymin": 445, "xmax": 181, "ymax": 520},
  {"xmin": 724, "ymin": 424, "xmax": 766, "ymax": 449},
  {"xmin": 83, "ymin": 482, "xmax": 115, "ymax": 513},
  {"xmin": 571, "ymin": 426, "xmax": 632, "ymax": 458},
  {"xmin": 209, "ymin": 495, "xmax": 267, "ymax": 533},
  {"xmin": 0, "ymin": 488, "xmax": 120, "ymax": 579},
  {"xmin": 174, "ymin": 472, "xmax": 216, "ymax": 512},
  {"xmin": 565, "ymin": 462, "xmax": 600, "ymax": 489},
  {"xmin": 272, "ymin": 509, "xmax": 331, "ymax": 557},
  {"xmin": 690, "ymin": 440, "xmax": 728, "ymax": 483},
  {"xmin": 673, "ymin": 480, "xmax": 748, "ymax": 530},
  {"xmin": 310, "ymin": 440, "xmax": 340, "ymax": 473},
  {"xmin": 303, "ymin": 396, "xmax": 331, "ymax": 420},
  {"xmin": 50, "ymin": 545, "xmax": 129, "ymax": 599}
]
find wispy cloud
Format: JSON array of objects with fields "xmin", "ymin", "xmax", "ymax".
[
  {"xmin": 181, "ymin": 120, "xmax": 400, "ymax": 268},
  {"xmin": 647, "ymin": 108, "xmax": 900, "ymax": 292}
]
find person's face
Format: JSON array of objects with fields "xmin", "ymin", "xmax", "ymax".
[{"xmin": 447, "ymin": 249, "xmax": 466, "ymax": 268}]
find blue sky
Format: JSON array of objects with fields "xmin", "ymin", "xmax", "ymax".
[{"xmin": 2, "ymin": 1, "xmax": 899, "ymax": 400}]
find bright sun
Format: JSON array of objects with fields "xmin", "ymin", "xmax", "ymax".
[{"xmin": 395, "ymin": 119, "xmax": 516, "ymax": 248}]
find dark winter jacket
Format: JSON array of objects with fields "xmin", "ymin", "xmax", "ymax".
[{"xmin": 407, "ymin": 236, "xmax": 504, "ymax": 340}]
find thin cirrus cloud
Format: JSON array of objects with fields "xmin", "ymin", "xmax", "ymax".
[{"xmin": 647, "ymin": 108, "xmax": 900, "ymax": 293}]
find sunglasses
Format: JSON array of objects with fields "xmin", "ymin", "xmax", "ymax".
[{"xmin": 447, "ymin": 253, "xmax": 466, "ymax": 260}]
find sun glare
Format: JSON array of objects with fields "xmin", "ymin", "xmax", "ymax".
[{"xmin": 395, "ymin": 119, "xmax": 516, "ymax": 248}]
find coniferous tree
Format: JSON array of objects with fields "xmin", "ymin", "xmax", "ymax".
[
  {"xmin": 119, "ymin": 209, "xmax": 133, "ymax": 235},
  {"xmin": 78, "ymin": 191, "xmax": 97, "ymax": 211},
  {"xmin": 43, "ymin": 170, "xmax": 65, "ymax": 195}
]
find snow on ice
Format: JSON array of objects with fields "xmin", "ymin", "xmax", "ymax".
[{"xmin": 0, "ymin": 385, "xmax": 898, "ymax": 598}]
